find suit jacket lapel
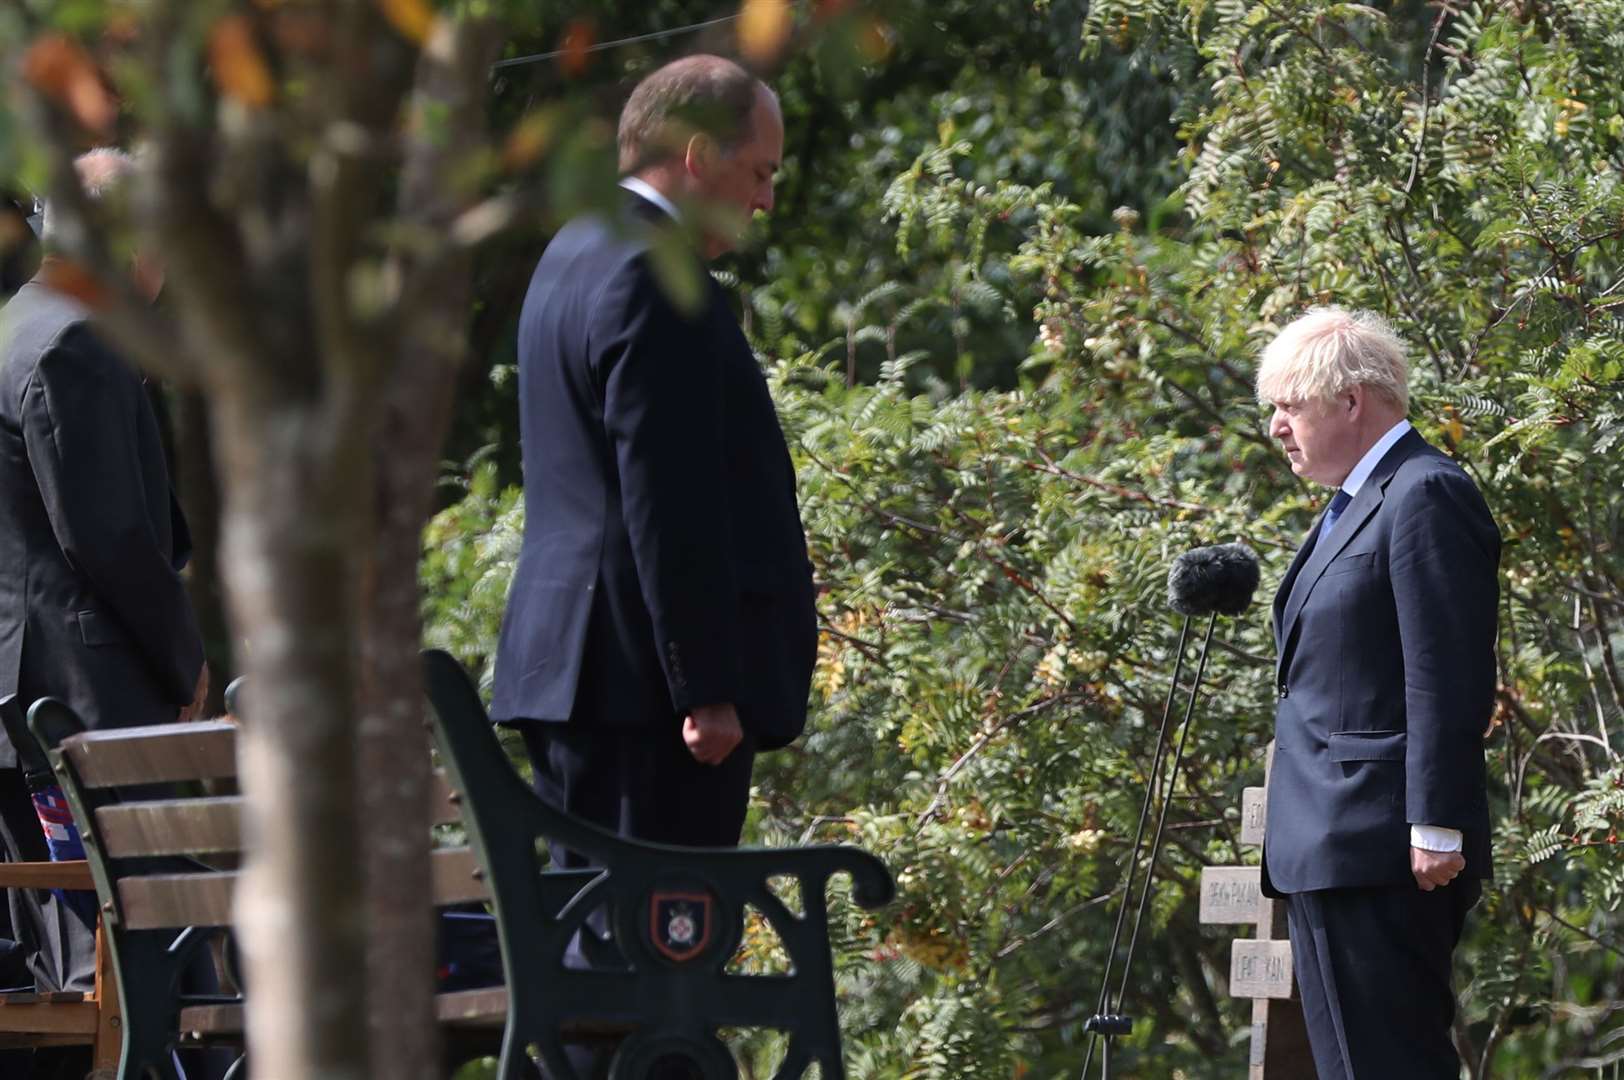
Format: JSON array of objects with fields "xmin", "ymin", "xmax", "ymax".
[
  {"xmin": 1273, "ymin": 428, "xmax": 1427, "ymax": 681},
  {"xmin": 1274, "ymin": 512, "xmax": 1339, "ymax": 687},
  {"xmin": 1273, "ymin": 518, "xmax": 1321, "ymax": 654}
]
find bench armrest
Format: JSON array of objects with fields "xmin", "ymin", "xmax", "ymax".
[{"xmin": 0, "ymin": 860, "xmax": 94, "ymax": 891}]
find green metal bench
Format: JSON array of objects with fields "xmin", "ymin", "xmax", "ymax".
[
  {"xmin": 21, "ymin": 650, "xmax": 892, "ymax": 1079},
  {"xmin": 418, "ymin": 648, "xmax": 895, "ymax": 1080}
]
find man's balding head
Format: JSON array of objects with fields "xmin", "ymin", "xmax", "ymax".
[{"xmin": 618, "ymin": 55, "xmax": 771, "ymax": 175}]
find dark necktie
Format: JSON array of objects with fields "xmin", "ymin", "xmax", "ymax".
[{"xmin": 1320, "ymin": 488, "xmax": 1352, "ymax": 542}]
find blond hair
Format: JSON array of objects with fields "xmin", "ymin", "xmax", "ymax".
[{"xmin": 1256, "ymin": 307, "xmax": 1410, "ymax": 414}]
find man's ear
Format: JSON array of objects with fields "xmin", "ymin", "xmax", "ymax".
[{"xmin": 683, "ymin": 133, "xmax": 715, "ymax": 179}]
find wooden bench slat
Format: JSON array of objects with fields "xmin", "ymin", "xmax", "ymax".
[
  {"xmin": 176, "ymin": 1002, "xmax": 242, "ymax": 1036},
  {"xmin": 0, "ymin": 1000, "xmax": 99, "ymax": 1035},
  {"xmin": 0, "ymin": 860, "xmax": 94, "ymax": 890},
  {"xmin": 120, "ymin": 848, "xmax": 488, "ymax": 929},
  {"xmin": 97, "ymin": 798, "xmax": 241, "ymax": 858},
  {"xmin": 96, "ymin": 773, "xmax": 459, "ymax": 860},
  {"xmin": 436, "ymin": 987, "xmax": 507, "ymax": 1026},
  {"xmin": 175, "ymin": 986, "xmax": 511, "ymax": 1039},
  {"xmin": 120, "ymin": 872, "xmax": 234, "ymax": 930},
  {"xmin": 64, "ymin": 721, "xmax": 239, "ymax": 787}
]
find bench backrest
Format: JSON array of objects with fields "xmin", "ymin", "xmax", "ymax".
[{"xmin": 29, "ymin": 711, "xmax": 482, "ymax": 932}]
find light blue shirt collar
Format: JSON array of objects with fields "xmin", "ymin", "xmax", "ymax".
[
  {"xmin": 619, "ymin": 177, "xmax": 681, "ymax": 223},
  {"xmin": 1340, "ymin": 418, "xmax": 1412, "ymax": 497}
]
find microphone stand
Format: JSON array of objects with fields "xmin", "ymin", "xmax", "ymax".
[{"xmin": 1081, "ymin": 612, "xmax": 1219, "ymax": 1079}]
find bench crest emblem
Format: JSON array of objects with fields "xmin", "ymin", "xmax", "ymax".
[{"xmin": 650, "ymin": 890, "xmax": 714, "ymax": 964}]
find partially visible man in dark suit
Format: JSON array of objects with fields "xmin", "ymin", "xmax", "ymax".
[
  {"xmin": 0, "ymin": 192, "xmax": 44, "ymax": 999},
  {"xmin": 2, "ymin": 193, "xmax": 42, "ymax": 300},
  {"xmin": 1257, "ymin": 307, "xmax": 1499, "ymax": 1078},
  {"xmin": 491, "ymin": 55, "xmax": 816, "ymax": 858},
  {"xmin": 0, "ymin": 148, "xmax": 207, "ymax": 1005}
]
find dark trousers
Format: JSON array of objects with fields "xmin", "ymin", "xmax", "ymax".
[
  {"xmin": 519, "ymin": 721, "xmax": 756, "ymax": 862},
  {"xmin": 1286, "ymin": 879, "xmax": 1481, "ymax": 1080},
  {"xmin": 518, "ymin": 720, "xmax": 755, "ymax": 1080}
]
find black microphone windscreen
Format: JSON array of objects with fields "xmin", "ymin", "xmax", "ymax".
[{"xmin": 1167, "ymin": 543, "xmax": 1261, "ymax": 616}]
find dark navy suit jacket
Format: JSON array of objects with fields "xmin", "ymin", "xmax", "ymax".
[
  {"xmin": 491, "ymin": 194, "xmax": 817, "ymax": 749},
  {"xmin": 0, "ymin": 281, "xmax": 203, "ymax": 768},
  {"xmin": 1263, "ymin": 429, "xmax": 1499, "ymax": 894}
]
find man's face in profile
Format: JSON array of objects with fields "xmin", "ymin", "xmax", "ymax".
[{"xmin": 693, "ymin": 86, "xmax": 783, "ymax": 259}]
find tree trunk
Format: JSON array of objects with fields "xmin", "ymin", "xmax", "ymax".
[
  {"xmin": 354, "ymin": 19, "xmax": 505, "ymax": 1078},
  {"xmin": 355, "ymin": 415, "xmax": 445, "ymax": 1080},
  {"xmin": 217, "ymin": 395, "xmax": 369, "ymax": 1080}
]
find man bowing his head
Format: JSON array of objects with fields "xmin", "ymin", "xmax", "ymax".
[
  {"xmin": 1257, "ymin": 307, "xmax": 1498, "ymax": 1079},
  {"xmin": 492, "ymin": 53, "xmax": 816, "ymax": 858}
]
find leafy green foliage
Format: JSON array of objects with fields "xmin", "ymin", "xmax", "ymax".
[{"xmin": 424, "ymin": 1, "xmax": 1624, "ymax": 1075}]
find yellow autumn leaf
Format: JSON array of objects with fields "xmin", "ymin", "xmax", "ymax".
[
  {"xmin": 856, "ymin": 17, "xmax": 894, "ymax": 63},
  {"xmin": 208, "ymin": 16, "xmax": 275, "ymax": 109},
  {"xmin": 888, "ymin": 927, "xmax": 969, "ymax": 970},
  {"xmin": 502, "ymin": 108, "xmax": 561, "ymax": 171},
  {"xmin": 375, "ymin": 0, "xmax": 435, "ymax": 45},
  {"xmin": 813, "ymin": 631, "xmax": 846, "ymax": 699},
  {"xmin": 738, "ymin": 0, "xmax": 793, "ymax": 65}
]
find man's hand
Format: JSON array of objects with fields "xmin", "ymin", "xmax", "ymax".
[
  {"xmin": 683, "ymin": 702, "xmax": 743, "ymax": 765},
  {"xmin": 178, "ymin": 662, "xmax": 210, "ymax": 723},
  {"xmin": 1411, "ymin": 846, "xmax": 1465, "ymax": 891}
]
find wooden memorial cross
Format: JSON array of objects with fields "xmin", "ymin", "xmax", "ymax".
[{"xmin": 1197, "ymin": 742, "xmax": 1312, "ymax": 1078}]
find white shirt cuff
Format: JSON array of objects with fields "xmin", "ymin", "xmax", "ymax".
[{"xmin": 1410, "ymin": 825, "xmax": 1463, "ymax": 852}]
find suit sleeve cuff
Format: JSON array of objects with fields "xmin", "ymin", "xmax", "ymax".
[{"xmin": 1410, "ymin": 824, "xmax": 1463, "ymax": 852}]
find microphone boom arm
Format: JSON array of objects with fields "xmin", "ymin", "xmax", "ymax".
[{"xmin": 1081, "ymin": 611, "xmax": 1220, "ymax": 1079}]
